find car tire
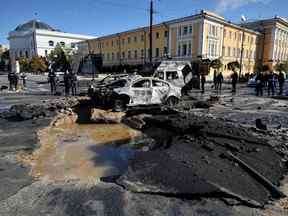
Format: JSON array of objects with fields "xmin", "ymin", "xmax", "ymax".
[
  {"xmin": 166, "ymin": 96, "xmax": 179, "ymax": 107},
  {"xmin": 113, "ymin": 98, "xmax": 127, "ymax": 112}
]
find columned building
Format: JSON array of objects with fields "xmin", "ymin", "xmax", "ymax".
[{"xmin": 8, "ymin": 20, "xmax": 95, "ymax": 63}]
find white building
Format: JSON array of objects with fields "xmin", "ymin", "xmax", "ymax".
[{"xmin": 8, "ymin": 19, "xmax": 95, "ymax": 62}]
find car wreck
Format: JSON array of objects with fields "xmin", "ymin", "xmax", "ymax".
[{"xmin": 88, "ymin": 76, "xmax": 182, "ymax": 111}]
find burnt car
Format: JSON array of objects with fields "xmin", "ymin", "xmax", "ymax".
[{"xmin": 89, "ymin": 76, "xmax": 182, "ymax": 111}]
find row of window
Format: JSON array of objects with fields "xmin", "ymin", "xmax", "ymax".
[
  {"xmin": 208, "ymin": 24, "xmax": 220, "ymax": 37},
  {"xmin": 48, "ymin": 41, "xmax": 76, "ymax": 48},
  {"xmin": 222, "ymin": 46, "xmax": 256, "ymax": 59},
  {"xmin": 98, "ymin": 31, "xmax": 169, "ymax": 49},
  {"xmin": 273, "ymin": 50, "xmax": 288, "ymax": 61},
  {"xmin": 178, "ymin": 25, "xmax": 193, "ymax": 37},
  {"xmin": 14, "ymin": 49, "xmax": 32, "ymax": 59},
  {"xmin": 102, "ymin": 47, "xmax": 168, "ymax": 61},
  {"xmin": 224, "ymin": 30, "xmax": 255, "ymax": 44},
  {"xmin": 177, "ymin": 41, "xmax": 192, "ymax": 57}
]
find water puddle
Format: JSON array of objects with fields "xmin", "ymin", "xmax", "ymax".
[{"xmin": 20, "ymin": 120, "xmax": 141, "ymax": 184}]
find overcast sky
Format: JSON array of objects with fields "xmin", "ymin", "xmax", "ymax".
[{"xmin": 0, "ymin": 0, "xmax": 286, "ymax": 44}]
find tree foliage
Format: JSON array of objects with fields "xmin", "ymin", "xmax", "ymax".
[
  {"xmin": 30, "ymin": 56, "xmax": 48, "ymax": 72},
  {"xmin": 210, "ymin": 58, "xmax": 223, "ymax": 71},
  {"xmin": 227, "ymin": 61, "xmax": 240, "ymax": 72},
  {"xmin": 274, "ymin": 62, "xmax": 288, "ymax": 72},
  {"xmin": 19, "ymin": 57, "xmax": 30, "ymax": 72},
  {"xmin": 48, "ymin": 44, "xmax": 71, "ymax": 71}
]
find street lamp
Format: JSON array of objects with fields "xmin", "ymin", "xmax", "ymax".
[{"xmin": 239, "ymin": 16, "xmax": 247, "ymax": 78}]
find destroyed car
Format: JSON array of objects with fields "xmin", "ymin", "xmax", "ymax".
[
  {"xmin": 154, "ymin": 61, "xmax": 195, "ymax": 94},
  {"xmin": 89, "ymin": 77, "xmax": 182, "ymax": 111}
]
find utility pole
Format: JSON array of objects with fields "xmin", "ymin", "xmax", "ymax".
[
  {"xmin": 149, "ymin": 0, "xmax": 153, "ymax": 63},
  {"xmin": 239, "ymin": 30, "xmax": 245, "ymax": 78}
]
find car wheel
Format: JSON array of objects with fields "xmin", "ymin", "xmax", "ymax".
[
  {"xmin": 166, "ymin": 96, "xmax": 179, "ymax": 107},
  {"xmin": 113, "ymin": 98, "xmax": 127, "ymax": 112}
]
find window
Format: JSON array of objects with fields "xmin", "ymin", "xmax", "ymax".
[
  {"xmin": 134, "ymin": 50, "xmax": 138, "ymax": 59},
  {"xmin": 48, "ymin": 40, "xmax": 54, "ymax": 47},
  {"xmin": 19, "ymin": 50, "xmax": 23, "ymax": 57},
  {"xmin": 222, "ymin": 46, "xmax": 226, "ymax": 56},
  {"xmin": 141, "ymin": 35, "xmax": 144, "ymax": 41},
  {"xmin": 117, "ymin": 52, "xmax": 120, "ymax": 60},
  {"xmin": 224, "ymin": 29, "xmax": 226, "ymax": 37},
  {"xmin": 107, "ymin": 53, "xmax": 110, "ymax": 61},
  {"xmin": 106, "ymin": 41, "xmax": 109, "ymax": 47},
  {"xmin": 141, "ymin": 49, "xmax": 144, "ymax": 58},
  {"xmin": 155, "ymin": 48, "xmax": 159, "ymax": 57},
  {"xmin": 233, "ymin": 48, "xmax": 236, "ymax": 57},
  {"xmin": 132, "ymin": 79, "xmax": 151, "ymax": 88},
  {"xmin": 25, "ymin": 51, "xmax": 29, "ymax": 58},
  {"xmin": 189, "ymin": 25, "xmax": 192, "ymax": 34},
  {"xmin": 164, "ymin": 46, "xmax": 168, "ymax": 55},
  {"xmin": 229, "ymin": 31, "xmax": 232, "ymax": 39},
  {"xmin": 116, "ymin": 40, "xmax": 120, "ymax": 45},
  {"xmin": 166, "ymin": 71, "xmax": 179, "ymax": 80},
  {"xmin": 154, "ymin": 71, "xmax": 164, "ymax": 80},
  {"xmin": 182, "ymin": 44, "xmax": 187, "ymax": 56},
  {"xmin": 183, "ymin": 26, "xmax": 188, "ymax": 35},
  {"xmin": 122, "ymin": 52, "xmax": 125, "ymax": 59},
  {"xmin": 178, "ymin": 27, "xmax": 182, "ymax": 36},
  {"xmin": 178, "ymin": 45, "xmax": 181, "ymax": 56},
  {"xmin": 111, "ymin": 40, "xmax": 114, "ymax": 47},
  {"xmin": 234, "ymin": 32, "xmax": 237, "ymax": 40},
  {"xmin": 152, "ymin": 80, "xmax": 169, "ymax": 87},
  {"xmin": 188, "ymin": 43, "xmax": 192, "ymax": 56},
  {"xmin": 164, "ymin": 31, "xmax": 169, "ymax": 38},
  {"xmin": 60, "ymin": 41, "xmax": 65, "ymax": 46},
  {"xmin": 156, "ymin": 32, "xmax": 160, "ymax": 39},
  {"xmin": 127, "ymin": 37, "xmax": 131, "ymax": 44},
  {"xmin": 112, "ymin": 53, "xmax": 115, "ymax": 60},
  {"xmin": 122, "ymin": 39, "xmax": 125, "ymax": 45},
  {"xmin": 228, "ymin": 47, "xmax": 231, "ymax": 56},
  {"xmin": 128, "ymin": 50, "xmax": 131, "ymax": 59},
  {"xmin": 134, "ymin": 36, "xmax": 137, "ymax": 43}
]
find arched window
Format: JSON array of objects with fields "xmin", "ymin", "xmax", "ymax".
[
  {"xmin": 48, "ymin": 40, "xmax": 54, "ymax": 47},
  {"xmin": 60, "ymin": 41, "xmax": 65, "ymax": 46}
]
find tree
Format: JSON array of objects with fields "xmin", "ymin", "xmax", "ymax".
[
  {"xmin": 30, "ymin": 56, "xmax": 48, "ymax": 72},
  {"xmin": 227, "ymin": 61, "xmax": 240, "ymax": 72},
  {"xmin": 19, "ymin": 57, "xmax": 30, "ymax": 72},
  {"xmin": 48, "ymin": 44, "xmax": 72, "ymax": 71},
  {"xmin": 210, "ymin": 58, "xmax": 223, "ymax": 72}
]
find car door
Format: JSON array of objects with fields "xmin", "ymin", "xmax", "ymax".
[
  {"xmin": 131, "ymin": 79, "xmax": 152, "ymax": 105},
  {"xmin": 151, "ymin": 80, "xmax": 170, "ymax": 104}
]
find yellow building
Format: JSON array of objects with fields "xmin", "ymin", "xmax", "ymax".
[
  {"xmin": 88, "ymin": 24, "xmax": 169, "ymax": 66},
  {"xmin": 243, "ymin": 16, "xmax": 288, "ymax": 69},
  {"xmin": 84, "ymin": 10, "xmax": 288, "ymax": 78}
]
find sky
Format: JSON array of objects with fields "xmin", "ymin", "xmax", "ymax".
[{"xmin": 0, "ymin": 0, "xmax": 287, "ymax": 44}]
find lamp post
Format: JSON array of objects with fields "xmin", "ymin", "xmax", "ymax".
[{"xmin": 239, "ymin": 16, "xmax": 247, "ymax": 78}]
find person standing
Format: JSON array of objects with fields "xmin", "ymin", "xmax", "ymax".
[
  {"xmin": 267, "ymin": 71, "xmax": 275, "ymax": 96},
  {"xmin": 255, "ymin": 72, "xmax": 263, "ymax": 96},
  {"xmin": 201, "ymin": 74, "xmax": 206, "ymax": 93},
  {"xmin": 20, "ymin": 72, "xmax": 27, "ymax": 88},
  {"xmin": 70, "ymin": 72, "xmax": 77, "ymax": 96},
  {"xmin": 216, "ymin": 72, "xmax": 224, "ymax": 91},
  {"xmin": 231, "ymin": 71, "xmax": 238, "ymax": 93},
  {"xmin": 64, "ymin": 70, "xmax": 71, "ymax": 96},
  {"xmin": 213, "ymin": 70, "xmax": 217, "ymax": 89},
  {"xmin": 48, "ymin": 70, "xmax": 57, "ymax": 95},
  {"xmin": 278, "ymin": 71, "xmax": 285, "ymax": 95},
  {"xmin": 8, "ymin": 72, "xmax": 14, "ymax": 91}
]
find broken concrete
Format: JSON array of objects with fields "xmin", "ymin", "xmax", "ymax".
[{"xmin": 120, "ymin": 112, "xmax": 287, "ymax": 207}]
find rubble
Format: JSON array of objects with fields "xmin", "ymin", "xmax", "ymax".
[{"xmin": 119, "ymin": 112, "xmax": 287, "ymax": 207}]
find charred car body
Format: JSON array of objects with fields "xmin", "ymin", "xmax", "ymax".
[{"xmin": 89, "ymin": 76, "xmax": 182, "ymax": 111}]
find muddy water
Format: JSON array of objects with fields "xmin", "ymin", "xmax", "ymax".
[{"xmin": 24, "ymin": 121, "xmax": 141, "ymax": 184}]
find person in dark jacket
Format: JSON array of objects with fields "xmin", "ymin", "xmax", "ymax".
[
  {"xmin": 267, "ymin": 71, "xmax": 275, "ymax": 96},
  {"xmin": 201, "ymin": 74, "xmax": 206, "ymax": 93},
  {"xmin": 231, "ymin": 71, "xmax": 238, "ymax": 93},
  {"xmin": 48, "ymin": 70, "xmax": 57, "ymax": 95},
  {"xmin": 8, "ymin": 72, "xmax": 14, "ymax": 91},
  {"xmin": 64, "ymin": 70, "xmax": 71, "ymax": 96},
  {"xmin": 255, "ymin": 72, "xmax": 264, "ymax": 96},
  {"xmin": 216, "ymin": 72, "xmax": 224, "ymax": 91},
  {"xmin": 278, "ymin": 71, "xmax": 285, "ymax": 95},
  {"xmin": 70, "ymin": 72, "xmax": 77, "ymax": 96}
]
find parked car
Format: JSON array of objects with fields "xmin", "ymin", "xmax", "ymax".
[
  {"xmin": 247, "ymin": 75, "xmax": 257, "ymax": 87},
  {"xmin": 89, "ymin": 77, "xmax": 182, "ymax": 111}
]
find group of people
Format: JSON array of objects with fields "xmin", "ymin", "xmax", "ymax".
[
  {"xmin": 48, "ymin": 69, "xmax": 77, "ymax": 96},
  {"xmin": 255, "ymin": 70, "xmax": 286, "ymax": 96},
  {"xmin": 7, "ymin": 59, "xmax": 27, "ymax": 91},
  {"xmin": 205, "ymin": 70, "xmax": 238, "ymax": 93}
]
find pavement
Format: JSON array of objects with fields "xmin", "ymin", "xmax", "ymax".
[{"xmin": 0, "ymin": 74, "xmax": 288, "ymax": 215}]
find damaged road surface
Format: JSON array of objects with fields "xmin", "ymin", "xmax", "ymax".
[{"xmin": 120, "ymin": 113, "xmax": 287, "ymax": 207}]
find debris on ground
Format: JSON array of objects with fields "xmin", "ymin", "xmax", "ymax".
[{"xmin": 120, "ymin": 112, "xmax": 287, "ymax": 207}]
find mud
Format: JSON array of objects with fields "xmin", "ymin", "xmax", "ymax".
[{"xmin": 19, "ymin": 113, "xmax": 141, "ymax": 184}]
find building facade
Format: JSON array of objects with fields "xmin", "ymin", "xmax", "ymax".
[
  {"xmin": 84, "ymin": 10, "xmax": 288, "ymax": 77},
  {"xmin": 8, "ymin": 20, "xmax": 95, "ymax": 63}
]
